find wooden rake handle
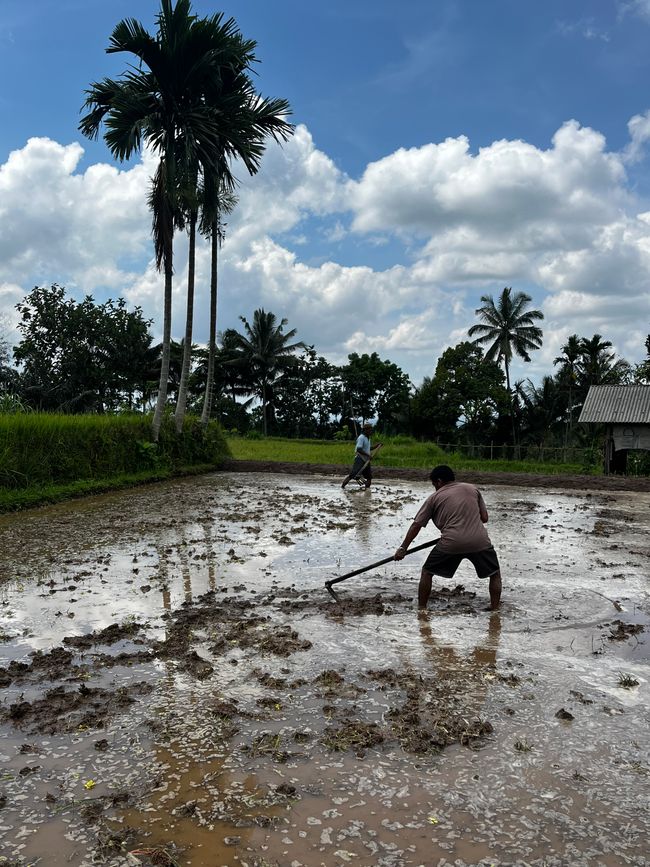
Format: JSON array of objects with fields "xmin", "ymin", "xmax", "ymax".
[{"xmin": 325, "ymin": 538, "xmax": 439, "ymax": 591}]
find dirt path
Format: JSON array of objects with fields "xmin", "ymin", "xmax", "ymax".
[
  {"xmin": 0, "ymin": 471, "xmax": 648, "ymax": 866},
  {"xmin": 222, "ymin": 457, "xmax": 650, "ymax": 492}
]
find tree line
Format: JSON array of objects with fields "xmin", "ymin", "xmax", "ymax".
[{"xmin": 1, "ymin": 284, "xmax": 647, "ymax": 452}]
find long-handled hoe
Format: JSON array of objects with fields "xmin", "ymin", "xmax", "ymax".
[{"xmin": 325, "ymin": 538, "xmax": 440, "ymax": 600}]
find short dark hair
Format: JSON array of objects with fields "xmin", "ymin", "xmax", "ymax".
[{"xmin": 430, "ymin": 465, "xmax": 455, "ymax": 483}]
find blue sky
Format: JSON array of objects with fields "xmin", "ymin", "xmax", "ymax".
[{"xmin": 1, "ymin": 0, "xmax": 650, "ymax": 385}]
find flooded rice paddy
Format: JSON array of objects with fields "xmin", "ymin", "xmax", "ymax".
[{"xmin": 0, "ymin": 471, "xmax": 648, "ymax": 867}]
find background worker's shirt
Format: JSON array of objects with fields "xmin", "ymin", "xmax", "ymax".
[
  {"xmin": 355, "ymin": 434, "xmax": 371, "ymax": 457},
  {"xmin": 413, "ymin": 482, "xmax": 491, "ymax": 554}
]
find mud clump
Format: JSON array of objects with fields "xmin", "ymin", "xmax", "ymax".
[
  {"xmin": 214, "ymin": 621, "xmax": 312, "ymax": 657},
  {"xmin": 180, "ymin": 650, "xmax": 214, "ymax": 679},
  {"xmin": 555, "ymin": 708, "xmax": 575, "ymax": 720},
  {"xmin": 608, "ymin": 620, "xmax": 644, "ymax": 641},
  {"xmin": 4, "ymin": 682, "xmax": 152, "ymax": 734},
  {"xmin": 0, "ymin": 646, "xmax": 75, "ymax": 686},
  {"xmin": 63, "ymin": 621, "xmax": 142, "ymax": 648},
  {"xmin": 321, "ymin": 720, "xmax": 385, "ymax": 755}
]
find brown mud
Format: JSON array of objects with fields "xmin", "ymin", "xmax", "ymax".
[
  {"xmin": 223, "ymin": 457, "xmax": 650, "ymax": 492},
  {"xmin": 0, "ymin": 471, "xmax": 648, "ymax": 866}
]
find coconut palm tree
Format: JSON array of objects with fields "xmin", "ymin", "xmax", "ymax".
[
  {"xmin": 518, "ymin": 376, "xmax": 564, "ymax": 454},
  {"xmin": 230, "ymin": 310, "xmax": 307, "ymax": 435},
  {"xmin": 468, "ymin": 287, "xmax": 544, "ymax": 449},
  {"xmin": 553, "ymin": 333, "xmax": 581, "ymax": 445},
  {"xmin": 577, "ymin": 334, "xmax": 631, "ymax": 390}
]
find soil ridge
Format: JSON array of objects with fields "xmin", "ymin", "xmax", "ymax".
[{"xmin": 221, "ymin": 458, "xmax": 650, "ymax": 492}]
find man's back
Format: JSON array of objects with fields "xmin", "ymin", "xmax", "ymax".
[{"xmin": 416, "ymin": 481, "xmax": 491, "ymax": 553}]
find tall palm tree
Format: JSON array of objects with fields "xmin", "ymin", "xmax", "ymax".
[
  {"xmin": 196, "ymin": 62, "xmax": 294, "ymax": 427},
  {"xmin": 80, "ymin": 0, "xmax": 233, "ymax": 439},
  {"xmin": 553, "ymin": 333, "xmax": 581, "ymax": 445},
  {"xmin": 80, "ymin": 2, "xmax": 292, "ymax": 439},
  {"xmin": 468, "ymin": 287, "xmax": 544, "ymax": 449},
  {"xmin": 199, "ymin": 178, "xmax": 237, "ymax": 426},
  {"xmin": 174, "ymin": 25, "xmax": 293, "ymax": 432},
  {"xmin": 230, "ymin": 309, "xmax": 306, "ymax": 435}
]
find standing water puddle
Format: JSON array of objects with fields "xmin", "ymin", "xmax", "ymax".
[{"xmin": 0, "ymin": 472, "xmax": 648, "ymax": 866}]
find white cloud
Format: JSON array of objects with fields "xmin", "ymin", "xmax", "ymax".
[
  {"xmin": 556, "ymin": 18, "xmax": 610, "ymax": 41},
  {"xmin": 624, "ymin": 110, "xmax": 650, "ymax": 162},
  {"xmin": 1, "ymin": 116, "xmax": 649, "ymax": 385},
  {"xmin": 350, "ymin": 121, "xmax": 626, "ymax": 239},
  {"xmin": 0, "ymin": 138, "xmax": 153, "ymax": 291},
  {"xmin": 622, "ymin": 0, "xmax": 650, "ymax": 21}
]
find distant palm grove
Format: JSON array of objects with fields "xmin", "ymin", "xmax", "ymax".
[{"xmin": 0, "ymin": 0, "xmax": 648, "ymax": 465}]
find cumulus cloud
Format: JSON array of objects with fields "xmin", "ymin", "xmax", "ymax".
[
  {"xmin": 349, "ymin": 121, "xmax": 627, "ymax": 239},
  {"xmin": 0, "ymin": 137, "xmax": 152, "ymax": 291},
  {"xmin": 1, "ymin": 115, "xmax": 649, "ymax": 383}
]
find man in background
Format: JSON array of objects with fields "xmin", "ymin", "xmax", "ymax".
[{"xmin": 341, "ymin": 423, "xmax": 382, "ymax": 489}]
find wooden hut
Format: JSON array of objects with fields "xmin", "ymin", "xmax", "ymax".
[{"xmin": 578, "ymin": 384, "xmax": 650, "ymax": 474}]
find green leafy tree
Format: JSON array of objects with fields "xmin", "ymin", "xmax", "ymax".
[
  {"xmin": 230, "ymin": 309, "xmax": 306, "ymax": 434},
  {"xmin": 13, "ymin": 285, "xmax": 153, "ymax": 411},
  {"xmin": 339, "ymin": 353, "xmax": 411, "ymax": 429},
  {"xmin": 410, "ymin": 342, "xmax": 508, "ymax": 442},
  {"xmin": 468, "ymin": 286, "xmax": 544, "ymax": 448},
  {"xmin": 273, "ymin": 349, "xmax": 340, "ymax": 437}
]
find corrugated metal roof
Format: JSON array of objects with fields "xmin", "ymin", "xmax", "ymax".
[{"xmin": 578, "ymin": 385, "xmax": 650, "ymax": 424}]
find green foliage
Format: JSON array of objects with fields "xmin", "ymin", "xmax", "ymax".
[
  {"xmin": 411, "ymin": 342, "xmax": 508, "ymax": 442},
  {"xmin": 0, "ymin": 414, "xmax": 229, "ymax": 499},
  {"xmin": 340, "ymin": 352, "xmax": 411, "ymax": 430},
  {"xmin": 274, "ymin": 348, "xmax": 339, "ymax": 438},
  {"xmin": 469, "ymin": 287, "xmax": 544, "ymax": 376},
  {"xmin": 13, "ymin": 284, "xmax": 154, "ymax": 412},
  {"xmin": 228, "ymin": 309, "xmax": 307, "ymax": 435}
]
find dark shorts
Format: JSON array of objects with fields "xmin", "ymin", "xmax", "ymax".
[
  {"xmin": 422, "ymin": 545, "xmax": 500, "ymax": 580},
  {"xmin": 351, "ymin": 455, "xmax": 371, "ymax": 480}
]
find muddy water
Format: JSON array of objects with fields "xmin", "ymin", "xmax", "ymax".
[{"xmin": 0, "ymin": 472, "xmax": 648, "ymax": 867}]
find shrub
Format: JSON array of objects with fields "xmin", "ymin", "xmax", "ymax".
[{"xmin": 0, "ymin": 413, "xmax": 229, "ymax": 491}]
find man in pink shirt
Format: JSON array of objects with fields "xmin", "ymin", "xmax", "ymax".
[{"xmin": 394, "ymin": 465, "xmax": 502, "ymax": 611}]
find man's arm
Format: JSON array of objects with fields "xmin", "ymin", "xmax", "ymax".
[{"xmin": 394, "ymin": 522, "xmax": 422, "ymax": 560}]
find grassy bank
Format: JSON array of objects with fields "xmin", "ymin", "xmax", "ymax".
[
  {"xmin": 227, "ymin": 435, "xmax": 592, "ymax": 475},
  {"xmin": 0, "ymin": 414, "xmax": 229, "ymax": 511}
]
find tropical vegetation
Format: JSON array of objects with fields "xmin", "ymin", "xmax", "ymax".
[{"xmin": 3, "ymin": 284, "xmax": 646, "ymax": 470}]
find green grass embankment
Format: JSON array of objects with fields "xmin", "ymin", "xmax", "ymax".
[
  {"xmin": 0, "ymin": 413, "xmax": 229, "ymax": 512},
  {"xmin": 226, "ymin": 435, "xmax": 591, "ymax": 476}
]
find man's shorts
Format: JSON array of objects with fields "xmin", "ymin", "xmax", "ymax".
[
  {"xmin": 351, "ymin": 455, "xmax": 371, "ymax": 480},
  {"xmin": 422, "ymin": 545, "xmax": 500, "ymax": 580}
]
